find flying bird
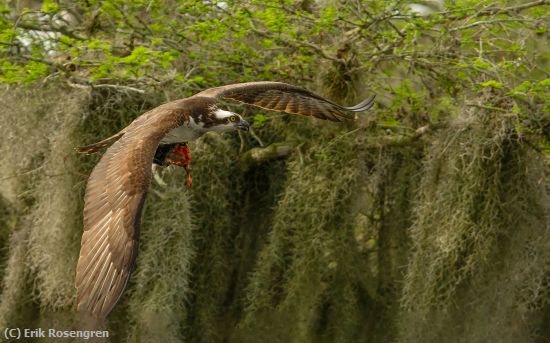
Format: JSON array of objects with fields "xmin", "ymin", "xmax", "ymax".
[{"xmin": 75, "ymin": 81, "xmax": 375, "ymax": 318}]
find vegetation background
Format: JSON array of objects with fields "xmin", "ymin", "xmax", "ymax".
[{"xmin": 0, "ymin": 0, "xmax": 549, "ymax": 342}]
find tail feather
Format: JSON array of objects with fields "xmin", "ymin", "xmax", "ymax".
[{"xmin": 76, "ymin": 132, "xmax": 125, "ymax": 154}]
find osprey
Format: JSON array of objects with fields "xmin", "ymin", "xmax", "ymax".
[{"xmin": 75, "ymin": 81, "xmax": 375, "ymax": 318}]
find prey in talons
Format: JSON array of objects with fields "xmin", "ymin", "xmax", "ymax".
[{"xmin": 154, "ymin": 143, "xmax": 193, "ymax": 189}]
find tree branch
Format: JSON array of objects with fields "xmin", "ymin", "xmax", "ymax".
[
  {"xmin": 449, "ymin": 18, "xmax": 539, "ymax": 32},
  {"xmin": 239, "ymin": 143, "xmax": 292, "ymax": 171},
  {"xmin": 478, "ymin": 0, "xmax": 550, "ymax": 16},
  {"xmin": 17, "ymin": 21, "xmax": 87, "ymax": 40},
  {"xmin": 66, "ymin": 80, "xmax": 145, "ymax": 94}
]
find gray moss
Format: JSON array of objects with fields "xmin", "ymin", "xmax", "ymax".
[
  {"xmin": 398, "ymin": 104, "xmax": 550, "ymax": 343},
  {"xmin": 124, "ymin": 169, "xmax": 195, "ymax": 343},
  {"xmin": 0, "ymin": 85, "xmax": 547, "ymax": 343}
]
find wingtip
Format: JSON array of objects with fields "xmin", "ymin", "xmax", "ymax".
[
  {"xmin": 76, "ymin": 299, "xmax": 111, "ymax": 320},
  {"xmin": 344, "ymin": 94, "xmax": 376, "ymax": 112},
  {"xmin": 76, "ymin": 306, "xmax": 108, "ymax": 328}
]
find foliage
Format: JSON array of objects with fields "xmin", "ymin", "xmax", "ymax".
[
  {"xmin": 400, "ymin": 94, "xmax": 550, "ymax": 342},
  {"xmin": 238, "ymin": 134, "xmax": 364, "ymax": 342}
]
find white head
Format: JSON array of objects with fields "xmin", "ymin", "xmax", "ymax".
[{"xmin": 200, "ymin": 107, "xmax": 250, "ymax": 133}]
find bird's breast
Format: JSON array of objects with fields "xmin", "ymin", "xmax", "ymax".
[{"xmin": 160, "ymin": 124, "xmax": 202, "ymax": 144}]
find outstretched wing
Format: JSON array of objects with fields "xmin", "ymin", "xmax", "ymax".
[
  {"xmin": 75, "ymin": 103, "xmax": 187, "ymax": 318},
  {"xmin": 197, "ymin": 81, "xmax": 375, "ymax": 121}
]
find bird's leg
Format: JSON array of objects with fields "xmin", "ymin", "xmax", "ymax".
[
  {"xmin": 178, "ymin": 144, "xmax": 193, "ymax": 190},
  {"xmin": 165, "ymin": 143, "xmax": 193, "ymax": 190}
]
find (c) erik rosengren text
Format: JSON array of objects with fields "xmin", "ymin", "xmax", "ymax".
[{"xmin": 3, "ymin": 327, "xmax": 109, "ymax": 340}]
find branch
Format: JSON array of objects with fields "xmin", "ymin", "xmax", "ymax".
[
  {"xmin": 432, "ymin": 0, "xmax": 550, "ymax": 19},
  {"xmin": 465, "ymin": 103, "xmax": 508, "ymax": 113},
  {"xmin": 67, "ymin": 80, "xmax": 145, "ymax": 94},
  {"xmin": 0, "ymin": 41, "xmax": 20, "ymax": 46},
  {"xmin": 365, "ymin": 123, "xmax": 445, "ymax": 148},
  {"xmin": 239, "ymin": 143, "xmax": 292, "ymax": 171},
  {"xmin": 248, "ymin": 21, "xmax": 340, "ymax": 62},
  {"xmin": 478, "ymin": 0, "xmax": 550, "ymax": 16},
  {"xmin": 248, "ymin": 127, "xmax": 265, "ymax": 147},
  {"xmin": 449, "ymin": 18, "xmax": 539, "ymax": 32},
  {"xmin": 17, "ymin": 21, "xmax": 87, "ymax": 40}
]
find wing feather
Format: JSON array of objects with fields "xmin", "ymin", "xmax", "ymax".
[
  {"xmin": 75, "ymin": 104, "xmax": 187, "ymax": 318},
  {"xmin": 196, "ymin": 81, "xmax": 375, "ymax": 121}
]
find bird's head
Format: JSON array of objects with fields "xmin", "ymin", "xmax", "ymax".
[{"xmin": 200, "ymin": 106, "xmax": 250, "ymax": 133}]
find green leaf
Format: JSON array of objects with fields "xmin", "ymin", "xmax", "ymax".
[
  {"xmin": 535, "ymin": 78, "xmax": 550, "ymax": 89},
  {"xmin": 380, "ymin": 117, "xmax": 401, "ymax": 128},
  {"xmin": 473, "ymin": 58, "xmax": 492, "ymax": 70},
  {"xmin": 252, "ymin": 113, "xmax": 267, "ymax": 128},
  {"xmin": 0, "ymin": 60, "xmax": 49, "ymax": 83},
  {"xmin": 509, "ymin": 81, "xmax": 531, "ymax": 95},
  {"xmin": 481, "ymin": 80, "xmax": 504, "ymax": 89},
  {"xmin": 41, "ymin": 0, "xmax": 59, "ymax": 14}
]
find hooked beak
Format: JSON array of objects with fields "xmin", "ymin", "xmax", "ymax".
[{"xmin": 237, "ymin": 120, "xmax": 250, "ymax": 131}]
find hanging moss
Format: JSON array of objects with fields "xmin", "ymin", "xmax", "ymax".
[
  {"xmin": 0, "ymin": 85, "xmax": 88, "ymax": 330},
  {"xmin": 319, "ymin": 43, "xmax": 364, "ymax": 105},
  {"xmin": 0, "ymin": 84, "xmax": 547, "ymax": 343},
  {"xmin": 26, "ymin": 96, "xmax": 85, "ymax": 313},
  {"xmin": 0, "ymin": 195, "xmax": 15, "ymax": 290},
  {"xmin": 237, "ymin": 133, "xmax": 370, "ymax": 342},
  {"xmin": 181, "ymin": 132, "xmax": 242, "ymax": 342},
  {"xmin": 356, "ymin": 145, "xmax": 424, "ymax": 342},
  {"xmin": 398, "ymin": 102, "xmax": 550, "ymax": 343},
  {"xmin": 123, "ymin": 169, "xmax": 195, "ymax": 343},
  {"xmin": 0, "ymin": 227, "xmax": 36, "ymax": 329}
]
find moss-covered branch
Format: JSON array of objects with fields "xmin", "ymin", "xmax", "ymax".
[{"xmin": 239, "ymin": 143, "xmax": 292, "ymax": 172}]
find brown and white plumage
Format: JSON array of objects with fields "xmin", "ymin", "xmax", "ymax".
[
  {"xmin": 75, "ymin": 81, "xmax": 375, "ymax": 318},
  {"xmin": 76, "ymin": 102, "xmax": 188, "ymax": 317},
  {"xmin": 197, "ymin": 81, "xmax": 375, "ymax": 121}
]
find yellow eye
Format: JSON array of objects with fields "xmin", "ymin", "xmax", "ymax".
[{"xmin": 229, "ymin": 115, "xmax": 238, "ymax": 122}]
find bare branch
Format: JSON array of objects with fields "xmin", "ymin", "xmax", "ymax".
[
  {"xmin": 478, "ymin": 0, "xmax": 550, "ymax": 16},
  {"xmin": 248, "ymin": 21, "xmax": 341, "ymax": 62},
  {"xmin": 67, "ymin": 80, "xmax": 145, "ymax": 94},
  {"xmin": 17, "ymin": 21, "xmax": 87, "ymax": 40},
  {"xmin": 449, "ymin": 18, "xmax": 540, "ymax": 32},
  {"xmin": 239, "ymin": 143, "xmax": 292, "ymax": 171}
]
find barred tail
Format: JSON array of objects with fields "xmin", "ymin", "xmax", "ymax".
[{"xmin": 75, "ymin": 132, "xmax": 125, "ymax": 154}]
